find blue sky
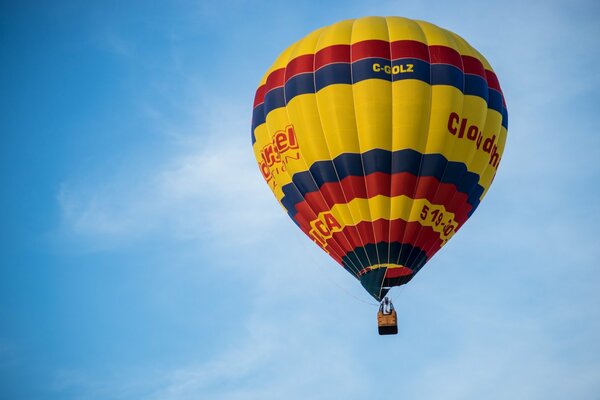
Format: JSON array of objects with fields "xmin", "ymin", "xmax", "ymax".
[{"xmin": 1, "ymin": 1, "xmax": 599, "ymax": 399}]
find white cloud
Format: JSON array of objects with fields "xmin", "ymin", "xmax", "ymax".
[{"xmin": 57, "ymin": 98, "xmax": 282, "ymax": 250}]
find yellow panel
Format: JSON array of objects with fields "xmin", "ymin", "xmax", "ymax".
[
  {"xmin": 385, "ymin": 16, "xmax": 429, "ymax": 43},
  {"xmin": 263, "ymin": 109, "xmax": 298, "ymax": 190},
  {"xmin": 480, "ymin": 124, "xmax": 507, "ymax": 199},
  {"xmin": 289, "ymin": 26, "xmax": 323, "ymax": 57},
  {"xmin": 352, "ymin": 79, "xmax": 393, "ymax": 151},
  {"xmin": 314, "ymin": 85, "xmax": 360, "ymax": 157},
  {"xmin": 350, "ymin": 16, "xmax": 391, "ymax": 43},
  {"xmin": 467, "ymin": 107, "xmax": 503, "ymax": 184},
  {"xmin": 390, "ymin": 82, "xmax": 432, "ymax": 154},
  {"xmin": 323, "ymin": 195, "xmax": 458, "ymax": 244},
  {"xmin": 315, "ymin": 18, "xmax": 355, "ymax": 47},
  {"xmin": 413, "ymin": 20, "xmax": 456, "ymax": 46},
  {"xmin": 445, "ymin": 96, "xmax": 489, "ymax": 172},
  {"xmin": 284, "ymin": 95, "xmax": 331, "ymax": 164},
  {"xmin": 424, "ymin": 86, "xmax": 464, "ymax": 154},
  {"xmin": 252, "ymin": 122, "xmax": 286, "ymax": 203}
]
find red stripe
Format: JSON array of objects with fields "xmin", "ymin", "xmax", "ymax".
[
  {"xmin": 485, "ymin": 70, "xmax": 506, "ymax": 106},
  {"xmin": 390, "ymin": 40, "xmax": 430, "ymax": 61},
  {"xmin": 412, "ymin": 175, "xmax": 470, "ymax": 225},
  {"xmin": 384, "ymin": 267, "xmax": 413, "ymax": 278},
  {"xmin": 429, "ymin": 45, "xmax": 463, "ymax": 70},
  {"xmin": 351, "ymin": 40, "xmax": 390, "ymax": 62},
  {"xmin": 315, "ymin": 44, "xmax": 350, "ymax": 70},
  {"xmin": 462, "ymin": 55, "xmax": 485, "ymax": 78},
  {"xmin": 285, "ymin": 54, "xmax": 314, "ymax": 80},
  {"xmin": 485, "ymin": 70, "xmax": 501, "ymax": 92},
  {"xmin": 264, "ymin": 68, "xmax": 285, "ymax": 94},
  {"xmin": 335, "ymin": 224, "xmax": 363, "ymax": 252},
  {"xmin": 326, "ymin": 218, "xmax": 444, "ymax": 259},
  {"xmin": 253, "ymin": 84, "xmax": 266, "ymax": 107},
  {"xmin": 297, "ymin": 172, "xmax": 472, "ymax": 224},
  {"xmin": 292, "ymin": 203, "xmax": 313, "ymax": 229}
]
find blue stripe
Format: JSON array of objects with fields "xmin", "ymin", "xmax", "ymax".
[
  {"xmin": 315, "ymin": 63, "xmax": 352, "ymax": 91},
  {"xmin": 391, "ymin": 58, "xmax": 431, "ymax": 82},
  {"xmin": 351, "ymin": 58, "xmax": 393, "ymax": 83},
  {"xmin": 468, "ymin": 185, "xmax": 485, "ymax": 217},
  {"xmin": 251, "ymin": 104, "xmax": 264, "ymax": 142},
  {"xmin": 489, "ymin": 87, "xmax": 509, "ymax": 129},
  {"xmin": 488, "ymin": 89, "xmax": 503, "ymax": 120},
  {"xmin": 501, "ymin": 106, "xmax": 508, "ymax": 130},
  {"xmin": 351, "ymin": 58, "xmax": 432, "ymax": 85},
  {"xmin": 431, "ymin": 64, "xmax": 464, "ymax": 91},
  {"xmin": 464, "ymin": 74, "xmax": 489, "ymax": 101},
  {"xmin": 280, "ymin": 149, "xmax": 483, "ymax": 220},
  {"xmin": 309, "ymin": 161, "xmax": 338, "ymax": 187},
  {"xmin": 264, "ymin": 87, "xmax": 285, "ymax": 116},
  {"xmin": 333, "ymin": 153, "xmax": 364, "ymax": 177},
  {"xmin": 284, "ymin": 72, "xmax": 315, "ymax": 101}
]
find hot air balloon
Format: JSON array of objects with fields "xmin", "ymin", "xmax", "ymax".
[{"xmin": 250, "ymin": 16, "xmax": 507, "ymax": 333}]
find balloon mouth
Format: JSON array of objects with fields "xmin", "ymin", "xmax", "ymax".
[{"xmin": 359, "ymin": 264, "xmax": 414, "ymax": 301}]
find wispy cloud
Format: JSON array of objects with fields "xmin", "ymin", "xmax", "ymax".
[
  {"xmin": 97, "ymin": 29, "xmax": 137, "ymax": 59},
  {"xmin": 57, "ymin": 96, "xmax": 281, "ymax": 251},
  {"xmin": 149, "ymin": 312, "xmax": 367, "ymax": 400},
  {"xmin": 49, "ymin": 299, "xmax": 371, "ymax": 400}
]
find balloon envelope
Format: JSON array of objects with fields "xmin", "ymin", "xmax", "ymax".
[{"xmin": 251, "ymin": 17, "xmax": 507, "ymax": 301}]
